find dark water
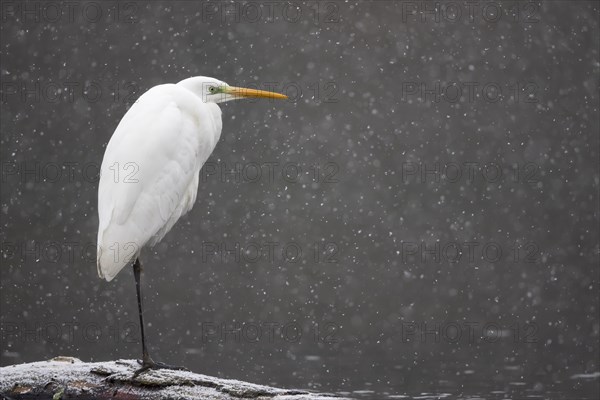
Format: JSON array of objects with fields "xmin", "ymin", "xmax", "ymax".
[{"xmin": 1, "ymin": 1, "xmax": 598, "ymax": 399}]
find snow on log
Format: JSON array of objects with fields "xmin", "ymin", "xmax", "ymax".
[{"xmin": 0, "ymin": 357, "xmax": 350, "ymax": 399}]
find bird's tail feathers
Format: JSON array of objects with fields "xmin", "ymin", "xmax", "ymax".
[{"xmin": 97, "ymin": 226, "xmax": 141, "ymax": 281}]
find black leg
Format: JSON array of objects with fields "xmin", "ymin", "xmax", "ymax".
[
  {"xmin": 132, "ymin": 257, "xmax": 187, "ymax": 376},
  {"xmin": 133, "ymin": 258, "xmax": 151, "ymax": 364}
]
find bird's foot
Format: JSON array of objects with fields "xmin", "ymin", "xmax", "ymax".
[{"xmin": 133, "ymin": 357, "xmax": 188, "ymax": 377}]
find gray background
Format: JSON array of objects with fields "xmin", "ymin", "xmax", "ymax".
[{"xmin": 1, "ymin": 1, "xmax": 598, "ymax": 399}]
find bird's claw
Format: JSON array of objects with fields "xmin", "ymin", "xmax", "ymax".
[{"xmin": 133, "ymin": 358, "xmax": 188, "ymax": 376}]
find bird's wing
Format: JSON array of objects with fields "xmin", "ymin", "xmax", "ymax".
[{"xmin": 97, "ymin": 85, "xmax": 221, "ymax": 281}]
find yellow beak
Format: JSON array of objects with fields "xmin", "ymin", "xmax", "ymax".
[{"xmin": 225, "ymin": 86, "xmax": 288, "ymax": 100}]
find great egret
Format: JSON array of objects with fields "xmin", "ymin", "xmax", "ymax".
[{"xmin": 97, "ymin": 76, "xmax": 287, "ymax": 373}]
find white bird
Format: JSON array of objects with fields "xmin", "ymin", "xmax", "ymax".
[{"xmin": 96, "ymin": 76, "xmax": 287, "ymax": 373}]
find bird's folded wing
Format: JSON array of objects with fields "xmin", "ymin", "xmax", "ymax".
[{"xmin": 97, "ymin": 88, "xmax": 216, "ymax": 281}]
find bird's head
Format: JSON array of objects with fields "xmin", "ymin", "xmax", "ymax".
[{"xmin": 177, "ymin": 76, "xmax": 287, "ymax": 104}]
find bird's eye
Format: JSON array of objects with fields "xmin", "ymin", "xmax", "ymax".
[{"xmin": 208, "ymin": 86, "xmax": 217, "ymax": 93}]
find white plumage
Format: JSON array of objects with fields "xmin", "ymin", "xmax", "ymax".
[{"xmin": 97, "ymin": 77, "xmax": 225, "ymax": 281}]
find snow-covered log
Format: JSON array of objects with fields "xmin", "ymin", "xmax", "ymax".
[{"xmin": 0, "ymin": 357, "xmax": 349, "ymax": 399}]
